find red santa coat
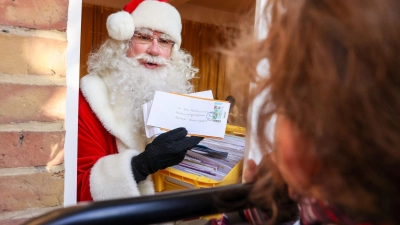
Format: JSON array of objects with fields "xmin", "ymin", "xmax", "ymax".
[
  {"xmin": 77, "ymin": 91, "xmax": 118, "ymax": 201},
  {"xmin": 77, "ymin": 73, "xmax": 155, "ymax": 202}
]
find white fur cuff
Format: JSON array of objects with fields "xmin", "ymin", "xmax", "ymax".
[{"xmin": 90, "ymin": 150, "xmax": 155, "ymax": 201}]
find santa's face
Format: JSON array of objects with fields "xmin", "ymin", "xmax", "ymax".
[
  {"xmin": 88, "ymin": 36, "xmax": 194, "ymax": 137},
  {"xmin": 126, "ymin": 29, "xmax": 173, "ymax": 69},
  {"xmin": 103, "ymin": 43, "xmax": 192, "ymax": 137}
]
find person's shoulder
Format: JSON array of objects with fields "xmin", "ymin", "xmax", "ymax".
[
  {"xmin": 232, "ymin": 105, "xmax": 239, "ymax": 115},
  {"xmin": 79, "ymin": 73, "xmax": 109, "ymax": 110},
  {"xmin": 80, "ymin": 73, "xmax": 103, "ymax": 88},
  {"xmin": 78, "ymin": 89, "xmax": 89, "ymax": 108},
  {"xmin": 78, "ymin": 88, "xmax": 96, "ymax": 118}
]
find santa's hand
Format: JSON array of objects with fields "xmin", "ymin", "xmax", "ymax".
[{"xmin": 131, "ymin": 127, "xmax": 203, "ymax": 183}]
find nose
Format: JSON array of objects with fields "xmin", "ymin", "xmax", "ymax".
[{"xmin": 146, "ymin": 38, "xmax": 161, "ymax": 56}]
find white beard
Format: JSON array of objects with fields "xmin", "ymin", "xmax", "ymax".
[{"xmin": 103, "ymin": 54, "xmax": 193, "ymax": 139}]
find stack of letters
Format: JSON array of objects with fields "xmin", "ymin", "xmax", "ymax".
[
  {"xmin": 173, "ymin": 134, "xmax": 245, "ymax": 181},
  {"xmin": 143, "ymin": 90, "xmax": 245, "ymax": 181}
]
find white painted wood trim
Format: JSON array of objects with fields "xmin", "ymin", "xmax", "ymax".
[{"xmin": 64, "ymin": 0, "xmax": 82, "ymax": 207}]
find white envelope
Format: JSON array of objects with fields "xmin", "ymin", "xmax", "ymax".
[
  {"xmin": 146, "ymin": 91, "xmax": 230, "ymax": 139},
  {"xmin": 143, "ymin": 90, "xmax": 215, "ymax": 138}
]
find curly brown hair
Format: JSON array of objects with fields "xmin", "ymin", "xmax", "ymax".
[{"xmin": 230, "ymin": 0, "xmax": 400, "ymax": 224}]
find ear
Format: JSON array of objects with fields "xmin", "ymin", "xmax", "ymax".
[{"xmin": 274, "ymin": 114, "xmax": 319, "ymax": 191}]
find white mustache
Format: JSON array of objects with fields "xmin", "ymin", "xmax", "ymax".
[{"xmin": 134, "ymin": 54, "xmax": 169, "ymax": 66}]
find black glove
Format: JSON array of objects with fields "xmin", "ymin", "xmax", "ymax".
[{"xmin": 131, "ymin": 127, "xmax": 203, "ymax": 183}]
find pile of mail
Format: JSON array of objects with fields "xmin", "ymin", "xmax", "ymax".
[
  {"xmin": 173, "ymin": 134, "xmax": 245, "ymax": 181},
  {"xmin": 143, "ymin": 90, "xmax": 245, "ymax": 181}
]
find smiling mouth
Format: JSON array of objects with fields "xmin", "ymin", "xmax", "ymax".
[
  {"xmin": 139, "ymin": 59, "xmax": 158, "ymax": 66},
  {"xmin": 146, "ymin": 62, "xmax": 158, "ymax": 66},
  {"xmin": 140, "ymin": 60, "xmax": 161, "ymax": 69}
]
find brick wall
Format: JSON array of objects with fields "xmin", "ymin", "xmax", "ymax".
[{"xmin": 0, "ymin": 0, "xmax": 69, "ymax": 224}]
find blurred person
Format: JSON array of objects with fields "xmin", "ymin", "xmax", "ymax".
[
  {"xmin": 213, "ymin": 0, "xmax": 400, "ymax": 224},
  {"xmin": 77, "ymin": 0, "xmax": 202, "ymax": 202},
  {"xmin": 226, "ymin": 95, "xmax": 240, "ymax": 124}
]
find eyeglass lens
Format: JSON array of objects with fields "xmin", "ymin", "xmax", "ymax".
[{"xmin": 133, "ymin": 34, "xmax": 174, "ymax": 49}]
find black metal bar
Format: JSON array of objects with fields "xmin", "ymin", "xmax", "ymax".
[{"xmin": 23, "ymin": 183, "xmax": 254, "ymax": 225}]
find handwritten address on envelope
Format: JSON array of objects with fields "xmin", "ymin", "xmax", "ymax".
[{"xmin": 146, "ymin": 91, "xmax": 230, "ymax": 138}]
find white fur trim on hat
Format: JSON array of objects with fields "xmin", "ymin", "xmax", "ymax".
[
  {"xmin": 106, "ymin": 11, "xmax": 135, "ymax": 41},
  {"xmin": 132, "ymin": 1, "xmax": 182, "ymax": 48}
]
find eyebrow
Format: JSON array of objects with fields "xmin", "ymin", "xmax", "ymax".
[
  {"xmin": 159, "ymin": 33, "xmax": 172, "ymax": 40},
  {"xmin": 134, "ymin": 28, "xmax": 173, "ymax": 41},
  {"xmin": 135, "ymin": 28, "xmax": 152, "ymax": 35}
]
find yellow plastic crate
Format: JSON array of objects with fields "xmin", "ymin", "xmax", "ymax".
[
  {"xmin": 152, "ymin": 159, "xmax": 243, "ymax": 192},
  {"xmin": 153, "ymin": 125, "xmax": 245, "ymax": 192},
  {"xmin": 225, "ymin": 124, "xmax": 246, "ymax": 136}
]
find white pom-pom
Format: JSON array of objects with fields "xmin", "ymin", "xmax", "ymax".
[{"xmin": 106, "ymin": 11, "xmax": 135, "ymax": 41}]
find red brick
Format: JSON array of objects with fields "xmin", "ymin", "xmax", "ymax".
[
  {"xmin": 0, "ymin": 170, "xmax": 64, "ymax": 212},
  {"xmin": 0, "ymin": 0, "xmax": 68, "ymax": 31},
  {"xmin": 0, "ymin": 131, "xmax": 65, "ymax": 169},
  {"xmin": 0, "ymin": 206, "xmax": 62, "ymax": 225},
  {"xmin": 0, "ymin": 33, "xmax": 67, "ymax": 76},
  {"xmin": 0, "ymin": 84, "xmax": 66, "ymax": 123},
  {"xmin": 0, "ymin": 218, "xmax": 27, "ymax": 225}
]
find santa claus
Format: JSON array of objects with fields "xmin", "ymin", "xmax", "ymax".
[{"xmin": 77, "ymin": 0, "xmax": 203, "ymax": 202}]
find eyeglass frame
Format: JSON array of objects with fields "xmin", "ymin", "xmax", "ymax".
[{"xmin": 132, "ymin": 33, "xmax": 175, "ymax": 50}]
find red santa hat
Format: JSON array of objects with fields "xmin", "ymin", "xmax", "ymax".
[{"xmin": 106, "ymin": 0, "xmax": 182, "ymax": 49}]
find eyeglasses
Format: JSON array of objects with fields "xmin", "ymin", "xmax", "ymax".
[{"xmin": 132, "ymin": 33, "xmax": 175, "ymax": 50}]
